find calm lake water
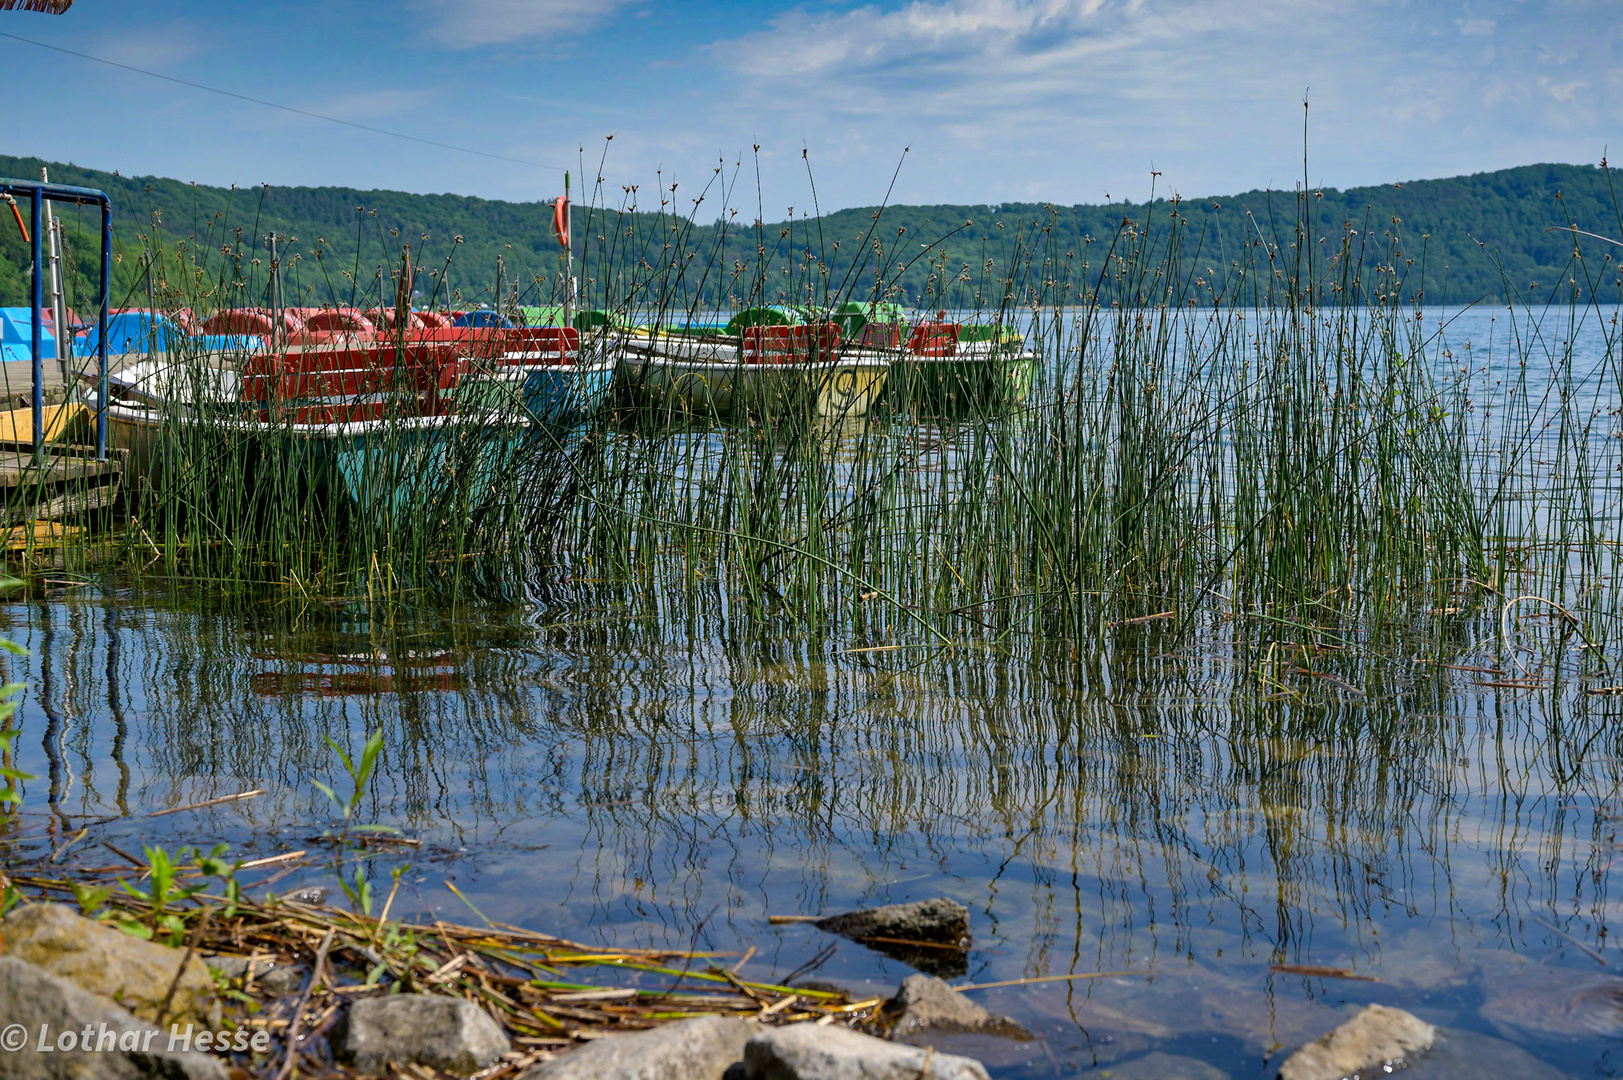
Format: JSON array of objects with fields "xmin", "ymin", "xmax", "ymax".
[{"xmin": 3, "ymin": 304, "xmax": 1622, "ymax": 1078}]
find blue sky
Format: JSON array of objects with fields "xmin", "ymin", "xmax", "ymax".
[{"xmin": 2, "ymin": 0, "xmax": 1618, "ymax": 213}]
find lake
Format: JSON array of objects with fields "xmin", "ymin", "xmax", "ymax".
[{"xmin": 3, "ymin": 303, "xmax": 1622, "ymax": 1078}]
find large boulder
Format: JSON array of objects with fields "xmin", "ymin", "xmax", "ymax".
[
  {"xmin": 201, "ymin": 955, "xmax": 302, "ymax": 994},
  {"xmin": 880, "ymin": 975, "xmax": 1027, "ymax": 1039},
  {"xmin": 3, "ymin": 904, "xmax": 214, "ymax": 1024},
  {"xmin": 814, "ymin": 899, "xmax": 969, "ymax": 946},
  {"xmin": 1100, "ymin": 1051, "xmax": 1229, "ymax": 1079},
  {"xmin": 1279, "ymin": 1004, "xmax": 1434, "ymax": 1080},
  {"xmin": 518, "ymin": 1015, "xmax": 752, "ymax": 1080},
  {"xmin": 0, "ymin": 955, "xmax": 229, "ymax": 1080},
  {"xmin": 742, "ymin": 1022, "xmax": 990, "ymax": 1080},
  {"xmin": 338, "ymin": 994, "xmax": 510, "ymax": 1076},
  {"xmin": 814, "ymin": 900, "xmax": 970, "ymax": 978}
]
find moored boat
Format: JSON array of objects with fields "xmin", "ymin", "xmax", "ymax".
[
  {"xmin": 880, "ymin": 321, "xmax": 1035, "ymax": 415},
  {"xmin": 833, "ymin": 306, "xmax": 1035, "ymax": 416},
  {"xmin": 617, "ymin": 324, "xmax": 889, "ymax": 421},
  {"xmin": 463, "ymin": 327, "xmax": 617, "ymax": 428},
  {"xmin": 96, "ymin": 325, "xmax": 606, "ymax": 510}
]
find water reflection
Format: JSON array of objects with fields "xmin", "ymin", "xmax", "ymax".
[
  {"xmin": 0, "ymin": 302, "xmax": 1616, "ymax": 1076},
  {"xmin": 2, "ymin": 581, "xmax": 1622, "ymax": 1077}
]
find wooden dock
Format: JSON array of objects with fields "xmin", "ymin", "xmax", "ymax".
[{"xmin": 0, "ymin": 403, "xmax": 125, "ymax": 536}]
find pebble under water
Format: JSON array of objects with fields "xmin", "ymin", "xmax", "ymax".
[{"xmin": 5, "ymin": 576, "xmax": 1623, "ymax": 1080}]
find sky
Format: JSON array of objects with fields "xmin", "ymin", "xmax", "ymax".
[{"xmin": 1, "ymin": 0, "xmax": 1618, "ymax": 215}]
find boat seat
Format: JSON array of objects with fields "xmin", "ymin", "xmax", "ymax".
[
  {"xmin": 742, "ymin": 323, "xmax": 841, "ymax": 365},
  {"xmin": 907, "ymin": 322, "xmax": 960, "ymax": 357}
]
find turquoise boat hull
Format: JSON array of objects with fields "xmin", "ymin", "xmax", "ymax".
[
  {"xmin": 455, "ymin": 361, "xmax": 615, "ymax": 428},
  {"xmin": 105, "ymin": 403, "xmax": 528, "ymax": 518},
  {"xmin": 521, "ymin": 362, "xmax": 615, "ymax": 426}
]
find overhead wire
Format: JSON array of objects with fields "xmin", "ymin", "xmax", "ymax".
[{"xmin": 0, "ymin": 29, "xmax": 565, "ymax": 173}]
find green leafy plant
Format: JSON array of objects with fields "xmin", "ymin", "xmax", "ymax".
[
  {"xmin": 368, "ymin": 918, "xmax": 417, "ymax": 987},
  {"xmin": 195, "ymin": 843, "xmax": 244, "ymax": 918},
  {"xmin": 118, "ymin": 844, "xmax": 206, "ymax": 944},
  {"xmin": 314, "ymin": 729, "xmax": 386, "ymax": 831},
  {"xmin": 315, "ymin": 729, "xmax": 392, "ymax": 915},
  {"xmin": 70, "ymin": 881, "xmax": 113, "ymax": 918},
  {"xmin": 0, "ymin": 635, "xmax": 33, "ymax": 808}
]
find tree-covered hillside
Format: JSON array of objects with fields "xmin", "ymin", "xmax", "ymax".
[{"xmin": 2, "ymin": 154, "xmax": 1619, "ymax": 314}]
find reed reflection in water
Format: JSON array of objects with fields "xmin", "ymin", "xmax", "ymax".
[{"xmin": 4, "ymin": 589, "xmax": 1622, "ymax": 1077}]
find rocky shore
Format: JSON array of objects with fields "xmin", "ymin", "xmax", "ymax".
[{"xmin": 0, "ymin": 887, "xmax": 1545, "ymax": 1079}]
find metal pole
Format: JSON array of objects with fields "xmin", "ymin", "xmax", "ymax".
[
  {"xmin": 98, "ymin": 199, "xmax": 109, "ymax": 461},
  {"xmin": 49, "ymin": 219, "xmax": 69, "ymax": 390},
  {"xmin": 563, "ymin": 172, "xmax": 573, "ymax": 331},
  {"xmin": 30, "ymin": 188, "xmax": 43, "ymax": 461},
  {"xmin": 267, "ymin": 233, "xmax": 281, "ymax": 350},
  {"xmin": 41, "ymin": 168, "xmax": 69, "ymax": 394},
  {"xmin": 143, "ymin": 246, "xmax": 154, "ymax": 355}
]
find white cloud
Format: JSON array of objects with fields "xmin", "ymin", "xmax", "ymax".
[
  {"xmin": 413, "ymin": 0, "xmax": 642, "ymax": 48},
  {"xmin": 715, "ymin": 0, "xmax": 1338, "ymax": 131},
  {"xmin": 88, "ymin": 23, "xmax": 206, "ymax": 68},
  {"xmin": 666, "ymin": 0, "xmax": 1623, "ymax": 208},
  {"xmin": 309, "ymin": 89, "xmax": 432, "ymax": 121}
]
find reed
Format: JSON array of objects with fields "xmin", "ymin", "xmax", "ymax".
[
  {"xmin": 545, "ymin": 171, "xmax": 1621, "ymax": 675},
  {"xmin": 23, "ymin": 158, "xmax": 1622, "ymax": 675}
]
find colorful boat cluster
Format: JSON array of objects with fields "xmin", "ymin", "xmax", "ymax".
[{"xmin": 86, "ymin": 302, "xmax": 1031, "ymax": 425}]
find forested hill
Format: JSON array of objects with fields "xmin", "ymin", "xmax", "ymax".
[{"xmin": 1, "ymin": 154, "xmax": 1618, "ymax": 312}]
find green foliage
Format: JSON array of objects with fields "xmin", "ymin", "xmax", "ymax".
[
  {"xmin": 195, "ymin": 843, "xmax": 244, "ymax": 918},
  {"xmin": 118, "ymin": 844, "xmax": 208, "ymax": 944},
  {"xmin": 315, "ymin": 729, "xmax": 385, "ymax": 826},
  {"xmin": 369, "ymin": 915, "xmax": 417, "ymax": 986},
  {"xmin": 0, "ymin": 678, "xmax": 31, "ymax": 807},
  {"xmin": 1, "ymin": 155, "xmax": 1618, "ymax": 311},
  {"xmin": 70, "ymin": 880, "xmax": 113, "ymax": 917},
  {"xmin": 0, "ymin": 604, "xmax": 32, "ymax": 808},
  {"xmin": 316, "ymin": 730, "xmax": 388, "ymax": 916}
]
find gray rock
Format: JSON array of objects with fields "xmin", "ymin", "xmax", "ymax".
[
  {"xmin": 881, "ymin": 975, "xmax": 1027, "ymax": 1039},
  {"xmin": 339, "ymin": 993, "xmax": 510, "ymax": 1076},
  {"xmin": 1481, "ymin": 969, "xmax": 1623, "ymax": 1037},
  {"xmin": 202, "ymin": 955, "xmax": 249, "ymax": 981},
  {"xmin": 815, "ymin": 899, "xmax": 971, "ymax": 978},
  {"xmin": 203, "ymin": 956, "xmax": 301, "ymax": 995},
  {"xmin": 0, "ymin": 955, "xmax": 230, "ymax": 1080},
  {"xmin": 1279, "ymin": 1004, "xmax": 1435, "ymax": 1080},
  {"xmin": 815, "ymin": 899, "xmax": 969, "ymax": 946},
  {"xmin": 3, "ymin": 903, "xmax": 215, "ymax": 1024},
  {"xmin": 1099, "ymin": 1051, "xmax": 1229, "ymax": 1079},
  {"xmin": 1402, "ymin": 1027, "xmax": 1568, "ymax": 1079},
  {"xmin": 742, "ymin": 1022, "xmax": 991, "ymax": 1080},
  {"xmin": 519, "ymin": 1015, "xmax": 753, "ymax": 1080},
  {"xmin": 252, "ymin": 963, "xmax": 304, "ymax": 995}
]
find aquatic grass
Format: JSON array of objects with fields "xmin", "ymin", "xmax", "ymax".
[{"xmin": 22, "ymin": 150, "xmax": 1622, "ymax": 688}]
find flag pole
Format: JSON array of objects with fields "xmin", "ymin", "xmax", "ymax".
[{"xmin": 563, "ymin": 172, "xmax": 573, "ymax": 330}]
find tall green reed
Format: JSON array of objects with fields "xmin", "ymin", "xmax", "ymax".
[{"xmin": 29, "ymin": 154, "xmax": 1619, "ymax": 674}]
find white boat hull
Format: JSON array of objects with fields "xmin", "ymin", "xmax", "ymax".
[{"xmin": 619, "ymin": 352, "xmax": 890, "ymax": 420}]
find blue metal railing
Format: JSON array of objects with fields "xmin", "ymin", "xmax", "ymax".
[{"xmin": 0, "ymin": 178, "xmax": 110, "ymax": 462}]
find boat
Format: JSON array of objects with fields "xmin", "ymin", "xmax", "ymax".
[
  {"xmin": 74, "ymin": 310, "xmax": 263, "ymax": 356},
  {"xmin": 829, "ymin": 304, "xmax": 1035, "ymax": 415},
  {"xmin": 94, "ymin": 324, "xmax": 608, "ymax": 510},
  {"xmin": 616, "ymin": 323, "xmax": 889, "ymax": 421},
  {"xmin": 454, "ymin": 326, "xmax": 617, "ymax": 428},
  {"xmin": 877, "ymin": 320, "xmax": 1035, "ymax": 415}
]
